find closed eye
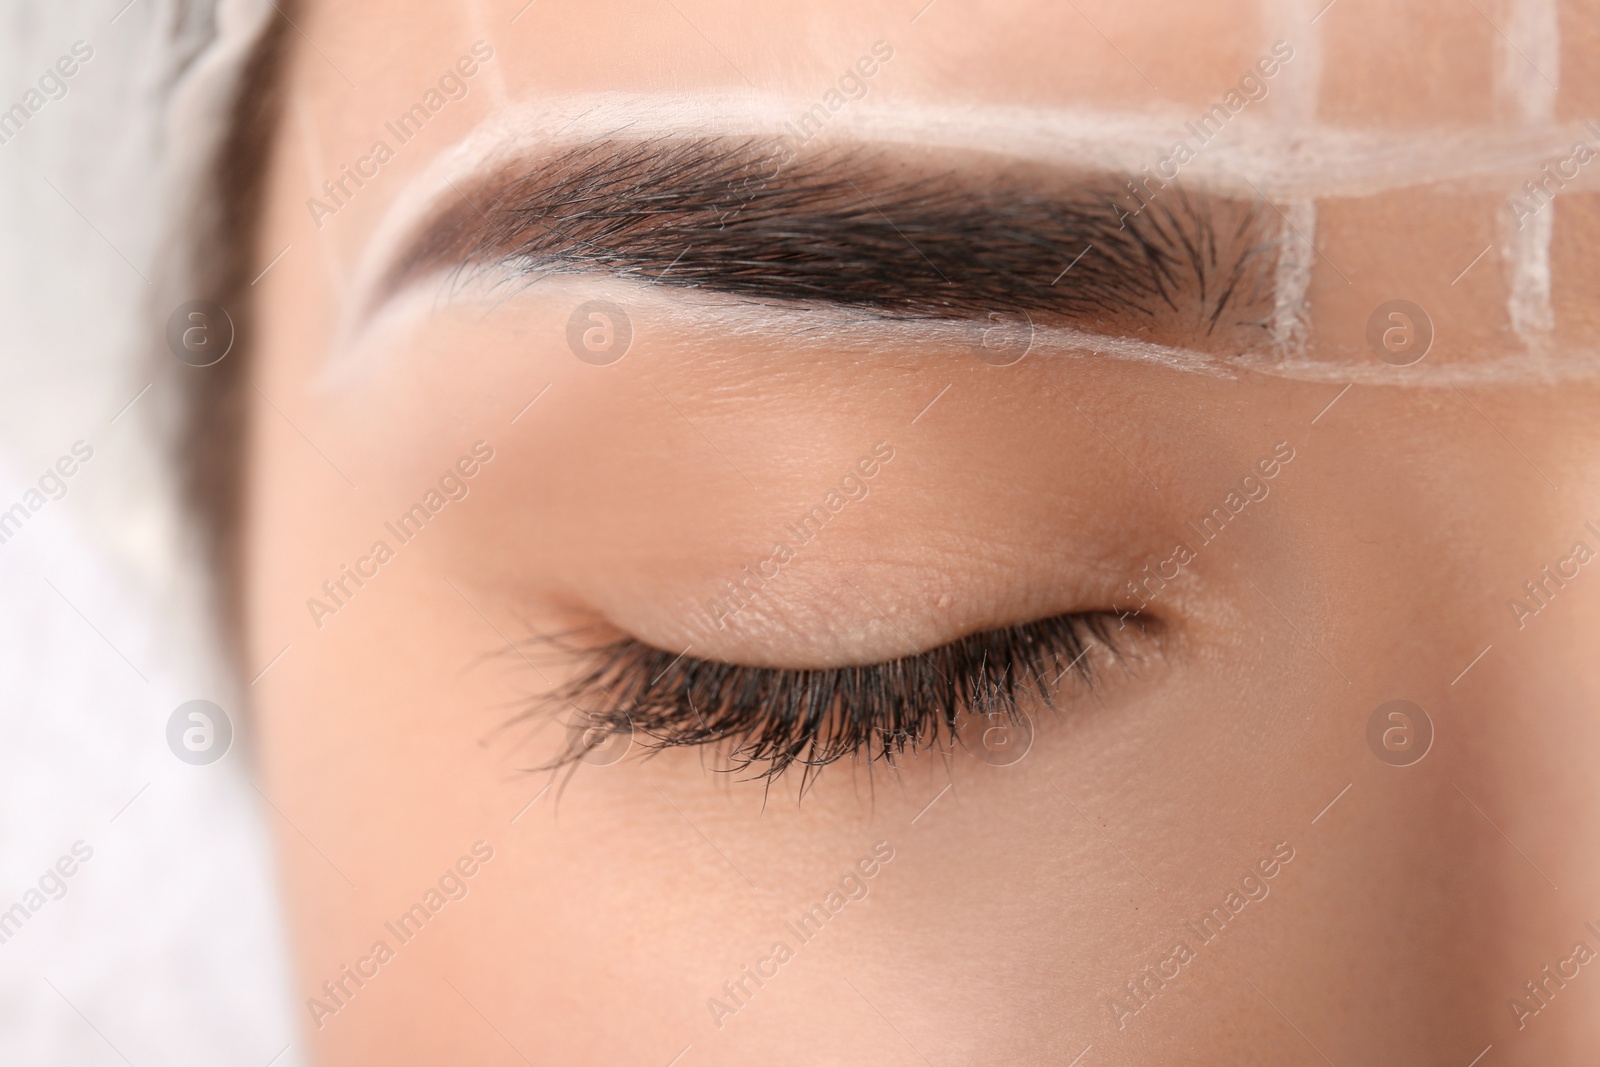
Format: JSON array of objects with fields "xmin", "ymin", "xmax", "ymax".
[{"xmin": 532, "ymin": 609, "xmax": 1147, "ymax": 786}]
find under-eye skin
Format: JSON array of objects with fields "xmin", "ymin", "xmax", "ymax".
[{"xmin": 533, "ymin": 610, "xmax": 1146, "ymax": 786}]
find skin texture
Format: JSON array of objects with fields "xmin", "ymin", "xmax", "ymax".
[{"xmin": 246, "ymin": 1, "xmax": 1600, "ymax": 1064}]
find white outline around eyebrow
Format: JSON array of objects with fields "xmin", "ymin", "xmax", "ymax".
[
  {"xmin": 341, "ymin": 93, "xmax": 1597, "ymax": 317},
  {"xmin": 327, "ymin": 267, "xmax": 1600, "ymax": 395},
  {"xmin": 328, "ymin": 94, "xmax": 1600, "ymax": 389}
]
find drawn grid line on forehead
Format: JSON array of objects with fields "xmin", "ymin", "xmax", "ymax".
[
  {"xmin": 1260, "ymin": 0, "xmax": 1322, "ymax": 357},
  {"xmin": 331, "ymin": 271, "xmax": 1600, "ymax": 390},
  {"xmin": 340, "ymin": 94, "xmax": 1600, "ymax": 325},
  {"xmin": 1499, "ymin": 0, "xmax": 1561, "ymax": 338},
  {"xmin": 324, "ymin": 95, "xmax": 1600, "ymax": 388},
  {"xmin": 374, "ymin": 93, "xmax": 1600, "ymax": 201}
]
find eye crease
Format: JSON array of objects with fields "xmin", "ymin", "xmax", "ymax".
[{"xmin": 533, "ymin": 609, "xmax": 1146, "ymax": 786}]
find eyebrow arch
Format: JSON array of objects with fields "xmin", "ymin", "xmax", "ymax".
[{"xmin": 364, "ymin": 136, "xmax": 1281, "ymax": 344}]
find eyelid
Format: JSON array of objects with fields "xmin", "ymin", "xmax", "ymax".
[{"xmin": 534, "ymin": 609, "xmax": 1142, "ymax": 783}]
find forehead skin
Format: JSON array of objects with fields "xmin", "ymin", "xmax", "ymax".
[
  {"xmin": 278, "ymin": 0, "xmax": 1600, "ymax": 373},
  {"xmin": 246, "ymin": 2, "xmax": 1600, "ymax": 1066}
]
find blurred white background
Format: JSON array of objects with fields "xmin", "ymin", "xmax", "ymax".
[{"xmin": 0, "ymin": 1, "xmax": 301, "ymax": 1063}]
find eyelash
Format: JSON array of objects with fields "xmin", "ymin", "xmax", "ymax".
[{"xmin": 537, "ymin": 611, "xmax": 1136, "ymax": 785}]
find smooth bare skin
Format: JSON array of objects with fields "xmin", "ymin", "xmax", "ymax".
[{"xmin": 246, "ymin": 1, "xmax": 1600, "ymax": 1063}]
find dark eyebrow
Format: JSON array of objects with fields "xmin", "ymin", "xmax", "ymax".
[{"xmin": 376, "ymin": 137, "xmax": 1280, "ymax": 345}]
